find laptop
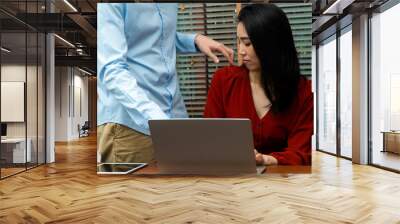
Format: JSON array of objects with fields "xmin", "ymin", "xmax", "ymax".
[{"xmin": 149, "ymin": 118, "xmax": 264, "ymax": 175}]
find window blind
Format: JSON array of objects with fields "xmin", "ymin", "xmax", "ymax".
[
  {"xmin": 177, "ymin": 3, "xmax": 237, "ymax": 117},
  {"xmin": 276, "ymin": 3, "xmax": 312, "ymax": 77}
]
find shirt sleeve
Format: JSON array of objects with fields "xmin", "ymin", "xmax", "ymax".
[
  {"xmin": 176, "ymin": 32, "xmax": 198, "ymax": 53},
  {"xmin": 204, "ymin": 69, "xmax": 226, "ymax": 118},
  {"xmin": 97, "ymin": 4, "xmax": 168, "ymax": 131},
  {"xmin": 269, "ymin": 83, "xmax": 313, "ymax": 165}
]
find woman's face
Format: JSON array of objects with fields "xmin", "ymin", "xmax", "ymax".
[{"xmin": 237, "ymin": 22, "xmax": 261, "ymax": 72}]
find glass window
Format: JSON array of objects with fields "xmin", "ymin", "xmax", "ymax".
[
  {"xmin": 371, "ymin": 2, "xmax": 400, "ymax": 171},
  {"xmin": 339, "ymin": 27, "xmax": 352, "ymax": 158},
  {"xmin": 317, "ymin": 35, "xmax": 337, "ymax": 154}
]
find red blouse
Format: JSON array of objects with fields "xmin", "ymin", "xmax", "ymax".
[{"xmin": 204, "ymin": 66, "xmax": 313, "ymax": 165}]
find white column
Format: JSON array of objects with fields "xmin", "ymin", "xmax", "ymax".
[
  {"xmin": 45, "ymin": 0, "xmax": 56, "ymax": 163},
  {"xmin": 352, "ymin": 14, "xmax": 369, "ymax": 164},
  {"xmin": 46, "ymin": 33, "xmax": 55, "ymax": 163}
]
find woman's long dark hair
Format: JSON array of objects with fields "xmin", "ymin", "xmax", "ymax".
[{"xmin": 238, "ymin": 4, "xmax": 300, "ymax": 113}]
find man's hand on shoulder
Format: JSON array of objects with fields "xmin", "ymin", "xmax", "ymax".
[{"xmin": 195, "ymin": 34, "xmax": 234, "ymax": 65}]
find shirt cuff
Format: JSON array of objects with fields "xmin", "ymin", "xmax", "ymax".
[
  {"xmin": 269, "ymin": 153, "xmax": 284, "ymax": 165},
  {"xmin": 177, "ymin": 33, "xmax": 198, "ymax": 53}
]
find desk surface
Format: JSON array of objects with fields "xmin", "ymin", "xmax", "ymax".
[
  {"xmin": 1, "ymin": 138, "xmax": 26, "ymax": 143},
  {"xmin": 381, "ymin": 131, "xmax": 400, "ymax": 134},
  {"xmin": 132, "ymin": 164, "xmax": 311, "ymax": 176}
]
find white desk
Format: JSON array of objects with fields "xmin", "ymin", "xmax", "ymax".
[{"xmin": 1, "ymin": 138, "xmax": 31, "ymax": 163}]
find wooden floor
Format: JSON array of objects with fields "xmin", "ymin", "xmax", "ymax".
[
  {"xmin": 1, "ymin": 167, "xmax": 26, "ymax": 178},
  {"xmin": 1, "ymin": 135, "xmax": 400, "ymax": 223},
  {"xmin": 1, "ymin": 163, "xmax": 45, "ymax": 178}
]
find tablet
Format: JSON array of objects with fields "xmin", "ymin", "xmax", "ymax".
[
  {"xmin": 256, "ymin": 166, "xmax": 266, "ymax": 174},
  {"xmin": 97, "ymin": 163, "xmax": 147, "ymax": 174}
]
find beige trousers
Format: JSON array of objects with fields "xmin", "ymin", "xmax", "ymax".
[{"xmin": 97, "ymin": 123, "xmax": 154, "ymax": 163}]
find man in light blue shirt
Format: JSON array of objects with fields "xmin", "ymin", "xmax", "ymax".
[{"xmin": 97, "ymin": 3, "xmax": 233, "ymax": 163}]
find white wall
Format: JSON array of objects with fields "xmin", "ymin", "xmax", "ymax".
[
  {"xmin": 72, "ymin": 72, "xmax": 89, "ymax": 138},
  {"xmin": 54, "ymin": 67, "xmax": 89, "ymax": 141},
  {"xmin": 55, "ymin": 67, "xmax": 68, "ymax": 141}
]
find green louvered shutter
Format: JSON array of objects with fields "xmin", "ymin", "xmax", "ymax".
[
  {"xmin": 204, "ymin": 3, "xmax": 238, "ymax": 85},
  {"xmin": 177, "ymin": 3, "xmax": 237, "ymax": 118},
  {"xmin": 176, "ymin": 3, "xmax": 207, "ymax": 118},
  {"xmin": 276, "ymin": 3, "xmax": 312, "ymax": 76}
]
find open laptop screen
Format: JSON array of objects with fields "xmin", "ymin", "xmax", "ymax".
[{"xmin": 149, "ymin": 118, "xmax": 257, "ymax": 175}]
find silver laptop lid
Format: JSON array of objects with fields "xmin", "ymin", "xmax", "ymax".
[{"xmin": 149, "ymin": 118, "xmax": 256, "ymax": 175}]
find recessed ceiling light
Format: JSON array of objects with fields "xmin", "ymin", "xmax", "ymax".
[
  {"xmin": 1, "ymin": 47, "xmax": 11, "ymax": 53},
  {"xmin": 63, "ymin": 0, "xmax": 78, "ymax": 12},
  {"xmin": 78, "ymin": 67, "xmax": 93, "ymax": 76},
  {"xmin": 322, "ymin": 0, "xmax": 353, "ymax": 15},
  {"xmin": 54, "ymin": 34, "xmax": 75, "ymax": 48}
]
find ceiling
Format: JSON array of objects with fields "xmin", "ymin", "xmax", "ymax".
[
  {"xmin": 312, "ymin": 0, "xmax": 391, "ymax": 43},
  {"xmin": 5, "ymin": 0, "xmax": 389, "ymax": 74},
  {"xmin": 0, "ymin": 0, "xmax": 97, "ymax": 73}
]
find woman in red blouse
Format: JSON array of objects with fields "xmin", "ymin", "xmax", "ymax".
[{"xmin": 204, "ymin": 4, "xmax": 313, "ymax": 166}]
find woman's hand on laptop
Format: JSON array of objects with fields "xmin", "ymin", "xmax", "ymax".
[{"xmin": 254, "ymin": 149, "xmax": 278, "ymax": 165}]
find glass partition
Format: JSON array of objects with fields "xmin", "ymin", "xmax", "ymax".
[
  {"xmin": 0, "ymin": 0, "xmax": 46, "ymax": 179},
  {"xmin": 1, "ymin": 31, "xmax": 28, "ymax": 177}
]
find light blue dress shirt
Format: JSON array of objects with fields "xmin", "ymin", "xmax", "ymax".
[{"xmin": 97, "ymin": 3, "xmax": 198, "ymax": 135}]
